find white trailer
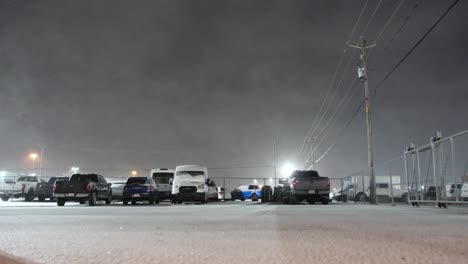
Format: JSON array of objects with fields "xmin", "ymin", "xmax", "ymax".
[{"xmin": 344, "ymin": 175, "xmax": 405, "ymax": 202}]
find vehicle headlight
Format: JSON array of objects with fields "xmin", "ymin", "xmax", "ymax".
[{"xmin": 198, "ymin": 184, "xmax": 205, "ymax": 189}]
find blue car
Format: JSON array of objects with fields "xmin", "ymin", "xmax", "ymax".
[
  {"xmin": 238, "ymin": 185, "xmax": 262, "ymax": 201},
  {"xmin": 123, "ymin": 177, "xmax": 159, "ymax": 205}
]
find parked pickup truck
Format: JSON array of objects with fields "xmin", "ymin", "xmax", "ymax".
[
  {"xmin": 0, "ymin": 176, "xmax": 44, "ymax": 201},
  {"xmin": 36, "ymin": 177, "xmax": 69, "ymax": 201},
  {"xmin": 53, "ymin": 174, "xmax": 112, "ymax": 206},
  {"xmin": 0, "ymin": 176, "xmax": 19, "ymax": 201},
  {"xmin": 280, "ymin": 170, "xmax": 330, "ymax": 204}
]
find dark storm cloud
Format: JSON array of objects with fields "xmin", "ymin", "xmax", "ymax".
[{"xmin": 0, "ymin": 0, "xmax": 467, "ymax": 178}]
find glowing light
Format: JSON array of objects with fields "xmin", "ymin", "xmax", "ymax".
[{"xmin": 281, "ymin": 162, "xmax": 296, "ymax": 177}]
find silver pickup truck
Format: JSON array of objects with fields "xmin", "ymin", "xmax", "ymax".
[{"xmin": 280, "ymin": 170, "xmax": 330, "ymax": 204}]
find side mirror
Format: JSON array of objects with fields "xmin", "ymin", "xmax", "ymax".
[
  {"xmin": 169, "ymin": 178, "xmax": 173, "ymax": 185},
  {"xmin": 278, "ymin": 179, "xmax": 285, "ymax": 184},
  {"xmin": 206, "ymin": 178, "xmax": 211, "ymax": 185},
  {"xmin": 107, "ymin": 183, "xmax": 112, "ymax": 187}
]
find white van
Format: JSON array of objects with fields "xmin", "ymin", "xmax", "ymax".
[
  {"xmin": 150, "ymin": 168, "xmax": 174, "ymax": 201},
  {"xmin": 172, "ymin": 165, "xmax": 209, "ymax": 204}
]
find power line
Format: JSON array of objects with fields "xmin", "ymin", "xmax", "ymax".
[
  {"xmin": 303, "ymin": 78, "xmax": 361, "ymax": 167},
  {"xmin": 298, "ymin": 0, "xmax": 370, "ymax": 161},
  {"xmin": 311, "ymin": 0, "xmax": 460, "ymax": 167},
  {"xmin": 311, "ymin": 0, "xmax": 408, "ymax": 163},
  {"xmin": 374, "ymin": 0, "xmax": 460, "ymax": 94},
  {"xmin": 374, "ymin": 0, "xmax": 407, "ymax": 41},
  {"xmin": 307, "ymin": 100, "xmax": 365, "ymax": 169},
  {"xmin": 360, "ymin": 0, "xmax": 384, "ymax": 37},
  {"xmin": 383, "ymin": 0, "xmax": 425, "ymax": 51}
]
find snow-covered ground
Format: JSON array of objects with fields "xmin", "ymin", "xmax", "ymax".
[{"xmin": 0, "ymin": 201, "xmax": 467, "ymax": 263}]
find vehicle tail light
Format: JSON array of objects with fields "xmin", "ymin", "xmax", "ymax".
[
  {"xmin": 292, "ymin": 179, "xmax": 296, "ymax": 189},
  {"xmin": 53, "ymin": 182, "xmax": 56, "ymax": 192},
  {"xmin": 327, "ymin": 179, "xmax": 330, "ymax": 190},
  {"xmin": 21, "ymin": 184, "xmax": 26, "ymax": 192},
  {"xmin": 86, "ymin": 183, "xmax": 91, "ymax": 192},
  {"xmin": 218, "ymin": 191, "xmax": 224, "ymax": 195}
]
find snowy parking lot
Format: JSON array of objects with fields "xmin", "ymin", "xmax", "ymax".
[{"xmin": 0, "ymin": 201, "xmax": 468, "ymax": 264}]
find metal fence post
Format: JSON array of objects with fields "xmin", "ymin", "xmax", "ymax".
[
  {"xmin": 341, "ymin": 178, "xmax": 344, "ymax": 203},
  {"xmin": 223, "ymin": 177, "xmax": 226, "ymax": 201},
  {"xmin": 431, "ymin": 140, "xmax": 440, "ymax": 207},
  {"xmin": 416, "ymin": 150, "xmax": 422, "ymax": 201},
  {"xmin": 361, "ymin": 174, "xmax": 366, "ymax": 204},
  {"xmin": 389, "ymin": 168, "xmax": 394, "ymax": 206},
  {"xmin": 404, "ymin": 150, "xmax": 411, "ymax": 204},
  {"xmin": 450, "ymin": 137, "xmax": 458, "ymax": 201}
]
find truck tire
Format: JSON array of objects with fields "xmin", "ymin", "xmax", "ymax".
[
  {"xmin": 123, "ymin": 200, "xmax": 128, "ymax": 205},
  {"xmin": 38, "ymin": 195, "xmax": 45, "ymax": 202},
  {"xmin": 251, "ymin": 193, "xmax": 259, "ymax": 202},
  {"xmin": 25, "ymin": 189, "xmax": 35, "ymax": 202},
  {"xmin": 288, "ymin": 193, "xmax": 297, "ymax": 204},
  {"xmin": 79, "ymin": 201, "xmax": 85, "ymax": 204},
  {"xmin": 57, "ymin": 198, "xmax": 65, "ymax": 206},
  {"xmin": 401, "ymin": 193, "xmax": 408, "ymax": 204},
  {"xmin": 356, "ymin": 193, "xmax": 366, "ymax": 202},
  {"xmin": 105, "ymin": 193, "xmax": 112, "ymax": 205},
  {"xmin": 131, "ymin": 201, "xmax": 136, "ymax": 205},
  {"xmin": 321, "ymin": 198, "xmax": 329, "ymax": 205},
  {"xmin": 149, "ymin": 199, "xmax": 154, "ymax": 205},
  {"xmin": 307, "ymin": 199, "xmax": 315, "ymax": 204},
  {"xmin": 1, "ymin": 195, "xmax": 9, "ymax": 202},
  {"xmin": 89, "ymin": 192, "xmax": 97, "ymax": 206}
]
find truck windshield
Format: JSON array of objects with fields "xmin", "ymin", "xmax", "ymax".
[
  {"xmin": 127, "ymin": 177, "xmax": 147, "ymax": 185},
  {"xmin": 152, "ymin": 173, "xmax": 173, "ymax": 184},
  {"xmin": 176, "ymin": 171, "xmax": 204, "ymax": 177}
]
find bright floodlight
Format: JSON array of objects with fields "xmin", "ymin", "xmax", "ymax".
[
  {"xmin": 71, "ymin": 167, "xmax": 79, "ymax": 174},
  {"xmin": 131, "ymin": 170, "xmax": 138, "ymax": 176},
  {"xmin": 281, "ymin": 162, "xmax": 295, "ymax": 177},
  {"xmin": 29, "ymin": 153, "xmax": 38, "ymax": 160},
  {"xmin": 0, "ymin": 171, "xmax": 6, "ymax": 177}
]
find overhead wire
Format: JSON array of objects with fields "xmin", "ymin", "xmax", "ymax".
[
  {"xmin": 298, "ymin": 0, "xmax": 370, "ymax": 162},
  {"xmin": 312, "ymin": 0, "xmax": 460, "ymax": 168}
]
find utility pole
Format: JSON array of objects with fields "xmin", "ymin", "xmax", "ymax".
[
  {"xmin": 40, "ymin": 146, "xmax": 44, "ymax": 177},
  {"xmin": 273, "ymin": 140, "xmax": 277, "ymax": 187},
  {"xmin": 349, "ymin": 37, "xmax": 377, "ymax": 204}
]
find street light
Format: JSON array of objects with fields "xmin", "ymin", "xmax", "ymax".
[
  {"xmin": 71, "ymin": 167, "xmax": 79, "ymax": 174},
  {"xmin": 131, "ymin": 170, "xmax": 138, "ymax": 176},
  {"xmin": 281, "ymin": 162, "xmax": 296, "ymax": 177},
  {"xmin": 29, "ymin": 153, "xmax": 38, "ymax": 168}
]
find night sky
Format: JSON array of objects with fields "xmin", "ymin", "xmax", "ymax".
[{"xmin": 0, "ymin": 0, "xmax": 467, "ymax": 179}]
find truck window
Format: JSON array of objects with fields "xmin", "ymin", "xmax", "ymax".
[
  {"xmin": 248, "ymin": 185, "xmax": 259, "ymax": 190},
  {"xmin": 152, "ymin": 173, "xmax": 173, "ymax": 184},
  {"xmin": 376, "ymin": 183, "xmax": 389, "ymax": 189},
  {"xmin": 127, "ymin": 177, "xmax": 147, "ymax": 185}
]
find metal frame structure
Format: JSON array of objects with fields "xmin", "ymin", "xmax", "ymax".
[{"xmin": 404, "ymin": 130, "xmax": 468, "ymax": 208}]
